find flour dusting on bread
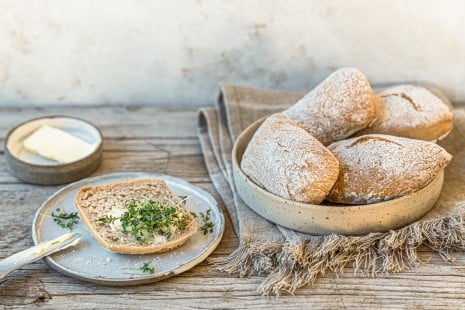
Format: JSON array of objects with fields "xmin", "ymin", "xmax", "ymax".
[
  {"xmin": 357, "ymin": 85, "xmax": 453, "ymax": 141},
  {"xmin": 241, "ymin": 113, "xmax": 339, "ymax": 204},
  {"xmin": 327, "ymin": 134, "xmax": 452, "ymax": 204},
  {"xmin": 240, "ymin": 71, "xmax": 454, "ymax": 206},
  {"xmin": 283, "ymin": 67, "xmax": 378, "ymax": 145}
]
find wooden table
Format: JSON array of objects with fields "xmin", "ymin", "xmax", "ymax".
[{"xmin": 1, "ymin": 103, "xmax": 465, "ymax": 309}]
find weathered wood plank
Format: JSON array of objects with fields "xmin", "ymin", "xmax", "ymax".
[
  {"xmin": 0, "ymin": 139, "xmax": 210, "ymax": 184},
  {"xmin": 0, "ymin": 137, "xmax": 202, "ymax": 153},
  {"xmin": 0, "ymin": 154, "xmax": 210, "ymax": 184},
  {"xmin": 3, "ymin": 266, "xmax": 465, "ymax": 309},
  {"xmin": 0, "ymin": 105, "xmax": 200, "ymax": 138}
]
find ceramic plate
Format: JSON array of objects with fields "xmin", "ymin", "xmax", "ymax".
[{"xmin": 32, "ymin": 172, "xmax": 224, "ymax": 285}]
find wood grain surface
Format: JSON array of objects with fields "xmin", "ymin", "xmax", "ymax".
[{"xmin": 1, "ymin": 104, "xmax": 465, "ymax": 309}]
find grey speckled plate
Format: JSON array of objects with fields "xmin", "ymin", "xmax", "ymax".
[{"xmin": 32, "ymin": 172, "xmax": 224, "ymax": 285}]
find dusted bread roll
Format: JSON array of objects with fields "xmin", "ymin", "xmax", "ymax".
[
  {"xmin": 327, "ymin": 134, "xmax": 452, "ymax": 204},
  {"xmin": 357, "ymin": 85, "xmax": 454, "ymax": 141},
  {"xmin": 241, "ymin": 113, "xmax": 339, "ymax": 204},
  {"xmin": 283, "ymin": 67, "xmax": 378, "ymax": 145}
]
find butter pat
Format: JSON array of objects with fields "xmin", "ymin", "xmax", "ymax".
[{"xmin": 23, "ymin": 125, "xmax": 97, "ymax": 164}]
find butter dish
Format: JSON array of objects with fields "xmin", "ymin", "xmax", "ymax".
[{"xmin": 4, "ymin": 116, "xmax": 103, "ymax": 185}]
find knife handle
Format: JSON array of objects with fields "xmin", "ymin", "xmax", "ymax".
[{"xmin": 0, "ymin": 232, "xmax": 81, "ymax": 279}]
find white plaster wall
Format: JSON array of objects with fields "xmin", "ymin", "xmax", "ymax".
[{"xmin": 0, "ymin": 0, "xmax": 464, "ymax": 106}]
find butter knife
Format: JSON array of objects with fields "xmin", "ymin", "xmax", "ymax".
[{"xmin": 0, "ymin": 232, "xmax": 81, "ymax": 279}]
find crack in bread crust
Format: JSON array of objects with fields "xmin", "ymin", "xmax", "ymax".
[
  {"xmin": 380, "ymin": 92, "xmax": 420, "ymax": 111},
  {"xmin": 349, "ymin": 136, "xmax": 403, "ymax": 148},
  {"xmin": 357, "ymin": 85, "xmax": 453, "ymax": 141}
]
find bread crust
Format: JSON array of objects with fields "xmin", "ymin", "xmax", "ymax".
[
  {"xmin": 241, "ymin": 113, "xmax": 339, "ymax": 204},
  {"xmin": 327, "ymin": 134, "xmax": 452, "ymax": 204},
  {"xmin": 75, "ymin": 178, "xmax": 198, "ymax": 254},
  {"xmin": 283, "ymin": 67, "xmax": 378, "ymax": 145},
  {"xmin": 357, "ymin": 85, "xmax": 454, "ymax": 141}
]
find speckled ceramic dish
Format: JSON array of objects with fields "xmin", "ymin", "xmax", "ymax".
[
  {"xmin": 232, "ymin": 118, "xmax": 445, "ymax": 236},
  {"xmin": 4, "ymin": 116, "xmax": 103, "ymax": 185},
  {"xmin": 32, "ymin": 172, "xmax": 224, "ymax": 286}
]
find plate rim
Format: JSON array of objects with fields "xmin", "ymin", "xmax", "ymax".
[{"xmin": 32, "ymin": 172, "xmax": 225, "ymax": 285}]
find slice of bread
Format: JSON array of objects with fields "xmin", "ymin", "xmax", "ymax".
[{"xmin": 75, "ymin": 178, "xmax": 197, "ymax": 254}]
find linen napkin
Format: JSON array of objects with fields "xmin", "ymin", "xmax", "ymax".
[{"xmin": 197, "ymin": 83, "xmax": 465, "ymax": 295}]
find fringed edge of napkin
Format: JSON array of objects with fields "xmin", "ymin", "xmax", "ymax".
[{"xmin": 212, "ymin": 209, "xmax": 465, "ymax": 295}]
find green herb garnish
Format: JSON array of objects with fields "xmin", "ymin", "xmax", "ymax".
[
  {"xmin": 51, "ymin": 208, "xmax": 79, "ymax": 230},
  {"xmin": 98, "ymin": 214, "xmax": 118, "ymax": 226},
  {"xmin": 199, "ymin": 209, "xmax": 214, "ymax": 235},
  {"xmin": 98, "ymin": 198, "xmax": 192, "ymax": 243},
  {"xmin": 122, "ymin": 262, "xmax": 156, "ymax": 275},
  {"xmin": 140, "ymin": 262, "xmax": 155, "ymax": 274},
  {"xmin": 191, "ymin": 209, "xmax": 215, "ymax": 235}
]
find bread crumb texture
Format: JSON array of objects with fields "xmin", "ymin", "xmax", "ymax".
[
  {"xmin": 241, "ymin": 113, "xmax": 339, "ymax": 204},
  {"xmin": 75, "ymin": 179, "xmax": 197, "ymax": 254},
  {"xmin": 327, "ymin": 134, "xmax": 452, "ymax": 204}
]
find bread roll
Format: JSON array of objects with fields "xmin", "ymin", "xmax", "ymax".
[
  {"xmin": 327, "ymin": 134, "xmax": 452, "ymax": 204},
  {"xmin": 357, "ymin": 85, "xmax": 453, "ymax": 141},
  {"xmin": 241, "ymin": 113, "xmax": 339, "ymax": 204},
  {"xmin": 283, "ymin": 67, "xmax": 378, "ymax": 145}
]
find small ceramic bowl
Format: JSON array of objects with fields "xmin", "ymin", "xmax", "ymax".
[
  {"xmin": 4, "ymin": 116, "xmax": 103, "ymax": 185},
  {"xmin": 232, "ymin": 118, "xmax": 445, "ymax": 235}
]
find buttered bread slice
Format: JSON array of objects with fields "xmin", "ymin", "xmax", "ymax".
[{"xmin": 75, "ymin": 179, "xmax": 197, "ymax": 254}]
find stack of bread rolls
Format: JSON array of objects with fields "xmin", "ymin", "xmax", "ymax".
[{"xmin": 241, "ymin": 68, "xmax": 453, "ymax": 205}]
